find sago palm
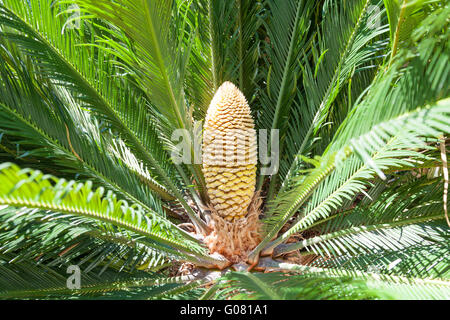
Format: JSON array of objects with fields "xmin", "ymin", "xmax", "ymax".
[{"xmin": 0, "ymin": 0, "xmax": 449, "ymax": 300}]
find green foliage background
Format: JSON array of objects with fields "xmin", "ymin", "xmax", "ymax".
[{"xmin": 0, "ymin": 0, "xmax": 448, "ymax": 299}]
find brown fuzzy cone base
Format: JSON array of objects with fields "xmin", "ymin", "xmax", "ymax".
[{"xmin": 204, "ymin": 195, "xmax": 262, "ymax": 263}]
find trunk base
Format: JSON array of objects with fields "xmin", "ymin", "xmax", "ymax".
[{"xmin": 204, "ymin": 195, "xmax": 262, "ymax": 263}]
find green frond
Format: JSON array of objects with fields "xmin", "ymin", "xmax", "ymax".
[
  {"xmin": 65, "ymin": 0, "xmax": 209, "ymax": 203},
  {"xmin": 269, "ymin": 107, "xmax": 448, "ymax": 252},
  {"xmin": 275, "ymin": 175, "xmax": 448, "ymax": 257},
  {"xmin": 257, "ymin": 12, "xmax": 449, "ymax": 258},
  {"xmin": 149, "ymin": 279, "xmax": 206, "ymax": 300},
  {"xmin": 186, "ymin": 0, "xmax": 261, "ymax": 114},
  {"xmin": 0, "ymin": 206, "xmax": 168, "ymax": 274},
  {"xmin": 312, "ymin": 243, "xmax": 450, "ymax": 279},
  {"xmin": 0, "ymin": 52, "xmax": 172, "ymax": 213},
  {"xmin": 277, "ymin": 219, "xmax": 447, "ymax": 258},
  {"xmin": 249, "ymin": 148, "xmax": 352, "ymax": 262},
  {"xmin": 255, "ymin": 0, "xmax": 314, "ymax": 191},
  {"xmin": 383, "ymin": 0, "xmax": 439, "ymax": 61},
  {"xmin": 256, "ymin": 259, "xmax": 450, "ymax": 299},
  {"xmin": 0, "ymin": 162, "xmax": 227, "ymax": 267},
  {"xmin": 67, "ymin": 0, "xmax": 190, "ymax": 129},
  {"xmin": 0, "ymin": 253, "xmax": 196, "ymax": 299},
  {"xmin": 277, "ymin": 0, "xmax": 389, "ymax": 193},
  {"xmin": 0, "ymin": 0, "xmax": 179, "ymax": 202},
  {"xmin": 216, "ymin": 270, "xmax": 374, "ymax": 300}
]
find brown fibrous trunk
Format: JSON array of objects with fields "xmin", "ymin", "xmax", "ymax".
[{"xmin": 204, "ymin": 193, "xmax": 263, "ymax": 263}]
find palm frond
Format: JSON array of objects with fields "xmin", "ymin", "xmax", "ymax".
[
  {"xmin": 0, "ymin": 206, "xmax": 169, "ymax": 274},
  {"xmin": 274, "ymin": 174, "xmax": 448, "ymax": 260},
  {"xmin": 0, "ymin": 51, "xmax": 173, "ymax": 213},
  {"xmin": 312, "ymin": 243, "xmax": 449, "ymax": 279},
  {"xmin": 0, "ymin": 162, "xmax": 229, "ymax": 268},
  {"xmin": 253, "ymin": 11, "xmax": 449, "ymax": 259},
  {"xmin": 255, "ymin": 0, "xmax": 314, "ymax": 191},
  {"xmin": 276, "ymin": 0, "xmax": 389, "ymax": 194},
  {"xmin": 0, "ymin": 252, "xmax": 197, "ymax": 299},
  {"xmin": 0, "ymin": 0, "xmax": 179, "ymax": 202},
  {"xmin": 64, "ymin": 0, "xmax": 209, "ymax": 224},
  {"xmin": 384, "ymin": 0, "xmax": 437, "ymax": 61},
  {"xmin": 257, "ymin": 258, "xmax": 450, "ymax": 299}
]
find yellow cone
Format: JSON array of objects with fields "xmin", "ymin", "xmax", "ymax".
[{"xmin": 202, "ymin": 82, "xmax": 257, "ymax": 221}]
